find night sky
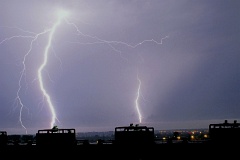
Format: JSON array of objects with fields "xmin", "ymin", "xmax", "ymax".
[{"xmin": 1, "ymin": 0, "xmax": 240, "ymax": 135}]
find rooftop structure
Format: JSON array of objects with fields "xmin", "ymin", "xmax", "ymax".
[
  {"xmin": 114, "ymin": 124, "xmax": 155, "ymax": 145},
  {"xmin": 35, "ymin": 127, "xmax": 76, "ymax": 146},
  {"xmin": 0, "ymin": 131, "xmax": 7, "ymax": 146},
  {"xmin": 209, "ymin": 120, "xmax": 240, "ymax": 143}
]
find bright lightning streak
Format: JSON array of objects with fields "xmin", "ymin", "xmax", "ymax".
[
  {"xmin": 63, "ymin": 19, "xmax": 168, "ymax": 60},
  {"xmin": 14, "ymin": 30, "xmax": 50, "ymax": 134},
  {"xmin": 5, "ymin": 10, "xmax": 67, "ymax": 133},
  {"xmin": 135, "ymin": 75, "xmax": 142, "ymax": 124},
  {"xmin": 37, "ymin": 13, "xmax": 66, "ymax": 129}
]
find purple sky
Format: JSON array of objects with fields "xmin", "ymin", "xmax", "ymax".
[{"xmin": 0, "ymin": 0, "xmax": 240, "ymax": 135}]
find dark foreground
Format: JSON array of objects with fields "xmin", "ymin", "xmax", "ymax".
[{"xmin": 0, "ymin": 143, "xmax": 237, "ymax": 159}]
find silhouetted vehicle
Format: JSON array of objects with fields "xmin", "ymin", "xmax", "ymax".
[
  {"xmin": 114, "ymin": 124, "xmax": 155, "ymax": 146},
  {"xmin": 209, "ymin": 120, "xmax": 240, "ymax": 144},
  {"xmin": 35, "ymin": 128, "xmax": 76, "ymax": 147}
]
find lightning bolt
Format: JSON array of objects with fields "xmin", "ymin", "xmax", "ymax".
[
  {"xmin": 135, "ymin": 74, "xmax": 142, "ymax": 124},
  {"xmin": 1, "ymin": 9, "xmax": 167, "ymax": 134},
  {"xmin": 15, "ymin": 30, "xmax": 50, "ymax": 134},
  {"xmin": 37, "ymin": 10, "xmax": 68, "ymax": 129},
  {"xmin": 35, "ymin": 10, "xmax": 69, "ymax": 129},
  {"xmin": 2, "ymin": 10, "xmax": 67, "ymax": 133}
]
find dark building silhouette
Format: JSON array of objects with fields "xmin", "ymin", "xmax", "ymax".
[
  {"xmin": 209, "ymin": 120, "xmax": 240, "ymax": 144},
  {"xmin": 0, "ymin": 121, "xmax": 239, "ymax": 159},
  {"xmin": 0, "ymin": 131, "xmax": 7, "ymax": 147},
  {"xmin": 114, "ymin": 123, "xmax": 155, "ymax": 146},
  {"xmin": 35, "ymin": 127, "xmax": 76, "ymax": 147}
]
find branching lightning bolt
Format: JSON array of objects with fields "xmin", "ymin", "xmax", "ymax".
[
  {"xmin": 1, "ymin": 10, "xmax": 67, "ymax": 133},
  {"xmin": 1, "ymin": 9, "xmax": 168, "ymax": 133},
  {"xmin": 16, "ymin": 30, "xmax": 50, "ymax": 134},
  {"xmin": 0, "ymin": 28, "xmax": 50, "ymax": 134}
]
